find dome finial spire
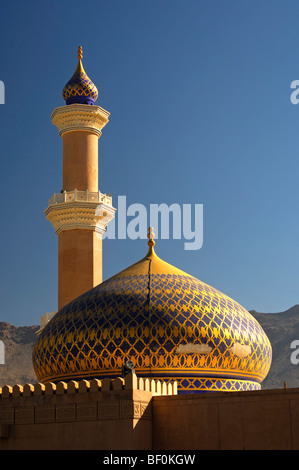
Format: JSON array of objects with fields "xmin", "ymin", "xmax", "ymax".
[
  {"xmin": 146, "ymin": 227, "xmax": 156, "ymax": 258},
  {"xmin": 77, "ymin": 46, "xmax": 83, "ymax": 61},
  {"xmin": 147, "ymin": 227, "xmax": 155, "ymax": 247}
]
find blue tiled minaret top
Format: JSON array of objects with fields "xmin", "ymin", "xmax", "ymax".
[{"xmin": 62, "ymin": 46, "xmax": 98, "ymax": 105}]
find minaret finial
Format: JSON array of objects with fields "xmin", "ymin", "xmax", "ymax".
[{"xmin": 77, "ymin": 46, "xmax": 83, "ymax": 61}]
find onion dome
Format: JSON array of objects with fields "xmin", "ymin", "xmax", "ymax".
[
  {"xmin": 32, "ymin": 228, "xmax": 272, "ymax": 393},
  {"xmin": 62, "ymin": 46, "xmax": 98, "ymax": 105}
]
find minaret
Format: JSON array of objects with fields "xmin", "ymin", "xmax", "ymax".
[{"xmin": 45, "ymin": 47, "xmax": 116, "ymax": 310}]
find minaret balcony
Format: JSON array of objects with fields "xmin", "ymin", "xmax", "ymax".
[
  {"xmin": 49, "ymin": 189, "xmax": 113, "ymax": 206},
  {"xmin": 45, "ymin": 189, "xmax": 116, "ymax": 235}
]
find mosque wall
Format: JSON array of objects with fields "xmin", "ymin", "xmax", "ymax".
[
  {"xmin": 0, "ymin": 375, "xmax": 299, "ymax": 450},
  {"xmin": 153, "ymin": 387, "xmax": 299, "ymax": 450},
  {"xmin": 0, "ymin": 374, "xmax": 173, "ymax": 450}
]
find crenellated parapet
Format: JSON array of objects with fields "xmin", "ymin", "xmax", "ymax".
[{"xmin": 0, "ymin": 374, "xmax": 177, "ymax": 398}]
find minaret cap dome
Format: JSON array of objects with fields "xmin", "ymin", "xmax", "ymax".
[{"xmin": 62, "ymin": 46, "xmax": 98, "ymax": 105}]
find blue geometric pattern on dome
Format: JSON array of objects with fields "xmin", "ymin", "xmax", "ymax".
[{"xmin": 32, "ymin": 269, "xmax": 272, "ymax": 394}]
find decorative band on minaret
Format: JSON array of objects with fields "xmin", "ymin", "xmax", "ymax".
[{"xmin": 45, "ymin": 47, "xmax": 116, "ymax": 310}]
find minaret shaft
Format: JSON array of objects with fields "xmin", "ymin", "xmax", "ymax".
[
  {"xmin": 58, "ymin": 229, "xmax": 102, "ymax": 309},
  {"xmin": 62, "ymin": 131, "xmax": 98, "ymax": 192}
]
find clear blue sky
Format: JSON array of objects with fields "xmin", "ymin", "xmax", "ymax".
[{"xmin": 0, "ymin": 0, "xmax": 299, "ymax": 326}]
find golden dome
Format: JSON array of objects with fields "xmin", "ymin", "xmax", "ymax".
[
  {"xmin": 62, "ymin": 46, "xmax": 98, "ymax": 105},
  {"xmin": 32, "ymin": 231, "xmax": 272, "ymax": 393}
]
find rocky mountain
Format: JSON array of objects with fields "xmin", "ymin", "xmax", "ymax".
[
  {"xmin": 250, "ymin": 305, "xmax": 299, "ymax": 389},
  {"xmin": 0, "ymin": 305, "xmax": 299, "ymax": 390},
  {"xmin": 0, "ymin": 322, "xmax": 39, "ymax": 387}
]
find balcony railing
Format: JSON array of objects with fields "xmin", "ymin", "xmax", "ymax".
[{"xmin": 48, "ymin": 189, "xmax": 112, "ymax": 206}]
